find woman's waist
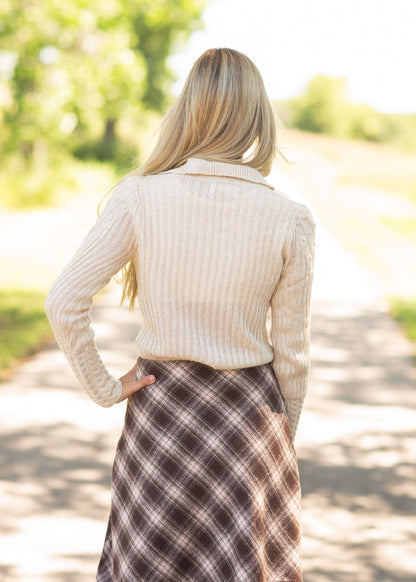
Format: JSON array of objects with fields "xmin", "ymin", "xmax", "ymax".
[{"xmin": 134, "ymin": 331, "xmax": 275, "ymax": 371}]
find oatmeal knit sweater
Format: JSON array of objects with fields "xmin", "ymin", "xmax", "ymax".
[{"xmin": 45, "ymin": 157, "xmax": 316, "ymax": 440}]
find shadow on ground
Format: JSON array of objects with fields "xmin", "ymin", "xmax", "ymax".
[
  {"xmin": 0, "ymin": 291, "xmax": 415, "ymax": 581},
  {"xmin": 0, "ymin": 423, "xmax": 117, "ymax": 532},
  {"xmin": 294, "ymin": 301, "xmax": 416, "ymax": 582}
]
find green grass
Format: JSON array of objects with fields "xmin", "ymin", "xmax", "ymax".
[
  {"xmin": 386, "ymin": 297, "xmax": 416, "ymax": 363},
  {"xmin": 0, "ymin": 153, "xmax": 117, "ymax": 211},
  {"xmin": 0, "ymin": 289, "xmax": 52, "ymax": 372}
]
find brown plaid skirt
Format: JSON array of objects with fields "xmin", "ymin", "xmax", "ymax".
[{"xmin": 96, "ymin": 356, "xmax": 302, "ymax": 581}]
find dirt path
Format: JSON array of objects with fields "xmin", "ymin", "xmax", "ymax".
[
  {"xmin": 0, "ymin": 153, "xmax": 415, "ymax": 581},
  {"xmin": 277, "ymin": 129, "xmax": 416, "ymax": 301}
]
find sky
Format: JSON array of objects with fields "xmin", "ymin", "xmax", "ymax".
[{"xmin": 169, "ymin": 0, "xmax": 416, "ymax": 114}]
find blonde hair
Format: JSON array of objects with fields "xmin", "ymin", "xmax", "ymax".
[{"xmin": 104, "ymin": 48, "xmax": 285, "ymax": 310}]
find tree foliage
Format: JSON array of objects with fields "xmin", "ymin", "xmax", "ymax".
[
  {"xmin": 0, "ymin": 0, "xmax": 206, "ymax": 162},
  {"xmin": 277, "ymin": 73, "xmax": 416, "ymax": 150},
  {"xmin": 290, "ymin": 74, "xmax": 353, "ymax": 137}
]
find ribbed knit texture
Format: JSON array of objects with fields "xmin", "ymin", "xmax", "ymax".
[{"xmin": 45, "ymin": 158, "xmax": 316, "ymax": 440}]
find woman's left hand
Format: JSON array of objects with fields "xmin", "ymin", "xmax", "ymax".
[{"xmin": 116, "ymin": 362, "xmax": 156, "ymax": 403}]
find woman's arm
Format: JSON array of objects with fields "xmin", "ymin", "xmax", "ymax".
[
  {"xmin": 269, "ymin": 203, "xmax": 316, "ymax": 441},
  {"xmin": 45, "ymin": 176, "xmax": 141, "ymax": 406}
]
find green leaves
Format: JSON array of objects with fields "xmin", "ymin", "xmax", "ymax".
[{"xmin": 0, "ymin": 0, "xmax": 206, "ymax": 161}]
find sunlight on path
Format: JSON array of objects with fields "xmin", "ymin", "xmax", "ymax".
[{"xmin": 271, "ymin": 166, "xmax": 386, "ymax": 308}]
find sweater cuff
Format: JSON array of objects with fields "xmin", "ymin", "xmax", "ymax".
[
  {"xmin": 285, "ymin": 398, "xmax": 304, "ymax": 442},
  {"xmin": 91, "ymin": 377, "xmax": 123, "ymax": 407}
]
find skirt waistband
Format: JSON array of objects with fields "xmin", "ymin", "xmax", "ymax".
[{"xmin": 134, "ymin": 355, "xmax": 288, "ymax": 418}]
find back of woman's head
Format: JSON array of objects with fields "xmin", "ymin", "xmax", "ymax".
[
  {"xmin": 113, "ymin": 48, "xmax": 282, "ymax": 311},
  {"xmin": 140, "ymin": 48, "xmax": 278, "ymax": 177}
]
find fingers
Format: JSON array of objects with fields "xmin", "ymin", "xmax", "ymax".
[
  {"xmin": 137, "ymin": 374, "xmax": 156, "ymax": 388},
  {"xmin": 127, "ymin": 375, "xmax": 156, "ymax": 398},
  {"xmin": 117, "ymin": 373, "xmax": 156, "ymax": 403}
]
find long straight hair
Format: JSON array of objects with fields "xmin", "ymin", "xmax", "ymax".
[{"xmin": 106, "ymin": 48, "xmax": 284, "ymax": 310}]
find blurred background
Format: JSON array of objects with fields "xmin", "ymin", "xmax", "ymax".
[{"xmin": 0, "ymin": 1, "xmax": 415, "ymax": 581}]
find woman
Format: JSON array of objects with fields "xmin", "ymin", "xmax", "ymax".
[{"xmin": 45, "ymin": 47, "xmax": 315, "ymax": 582}]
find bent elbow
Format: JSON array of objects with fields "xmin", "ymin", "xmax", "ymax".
[{"xmin": 44, "ymin": 287, "xmax": 71, "ymax": 334}]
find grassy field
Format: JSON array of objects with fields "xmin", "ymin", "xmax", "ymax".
[
  {"xmin": 387, "ymin": 297, "xmax": 416, "ymax": 364},
  {"xmin": 0, "ymin": 159, "xmax": 118, "ymax": 374},
  {"xmin": 388, "ymin": 297, "xmax": 416, "ymax": 341},
  {"xmin": 0, "ymin": 289, "xmax": 53, "ymax": 376},
  {"xmin": 0, "ymin": 155, "xmax": 118, "ymax": 211}
]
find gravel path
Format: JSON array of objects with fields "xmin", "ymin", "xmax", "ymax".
[{"xmin": 0, "ymin": 161, "xmax": 415, "ymax": 581}]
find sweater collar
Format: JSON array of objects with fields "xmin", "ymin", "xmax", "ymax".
[{"xmin": 166, "ymin": 157, "xmax": 275, "ymax": 190}]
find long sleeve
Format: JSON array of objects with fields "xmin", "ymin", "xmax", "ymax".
[
  {"xmin": 269, "ymin": 203, "xmax": 316, "ymax": 441},
  {"xmin": 44, "ymin": 176, "xmax": 141, "ymax": 406}
]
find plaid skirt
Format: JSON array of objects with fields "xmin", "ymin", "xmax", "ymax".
[{"xmin": 96, "ymin": 356, "xmax": 302, "ymax": 582}]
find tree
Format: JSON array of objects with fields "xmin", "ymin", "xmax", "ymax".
[
  {"xmin": 290, "ymin": 74, "xmax": 353, "ymax": 137},
  {"xmin": 0, "ymin": 0, "xmax": 206, "ymax": 162}
]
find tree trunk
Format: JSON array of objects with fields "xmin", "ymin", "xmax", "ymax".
[{"xmin": 104, "ymin": 118, "xmax": 117, "ymax": 144}]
